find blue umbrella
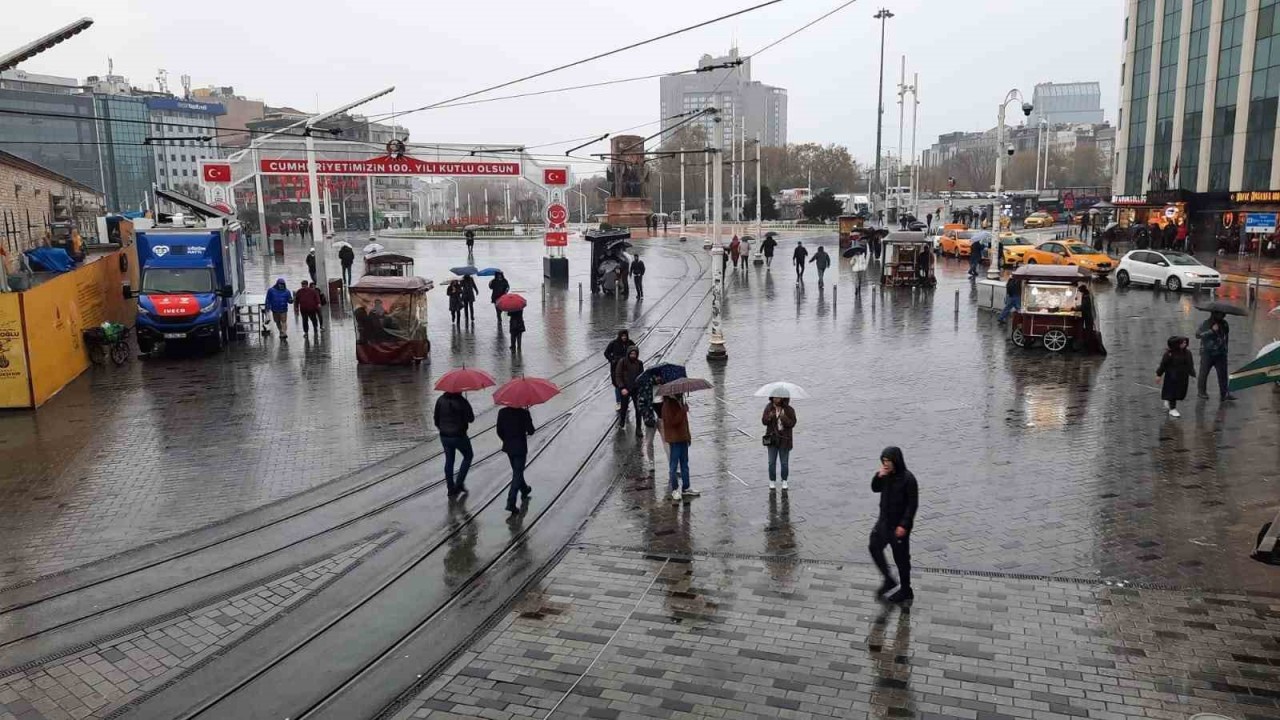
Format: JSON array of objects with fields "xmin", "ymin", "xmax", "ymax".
[
  {"xmin": 636, "ymin": 362, "xmax": 687, "ymax": 427},
  {"xmin": 476, "ymin": 267, "xmax": 502, "ymax": 276},
  {"xmin": 451, "ymin": 265, "xmax": 479, "ymax": 276}
]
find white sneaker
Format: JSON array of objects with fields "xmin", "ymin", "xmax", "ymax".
[
  {"xmin": 671, "ymin": 490, "xmax": 682, "ymax": 501},
  {"xmin": 781, "ymin": 480, "xmax": 789, "ymax": 491},
  {"xmin": 769, "ymin": 480, "xmax": 776, "ymax": 490},
  {"xmin": 1169, "ymin": 408, "xmax": 1181, "ymax": 418},
  {"xmin": 682, "ymin": 488, "xmax": 701, "ymax": 497}
]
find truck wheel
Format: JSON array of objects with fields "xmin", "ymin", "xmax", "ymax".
[{"xmin": 205, "ymin": 329, "xmax": 224, "ymax": 354}]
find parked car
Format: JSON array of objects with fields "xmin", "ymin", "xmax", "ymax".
[
  {"xmin": 997, "ymin": 233, "xmax": 1035, "ymax": 266},
  {"xmin": 1116, "ymin": 250, "xmax": 1221, "ymax": 291},
  {"xmin": 1023, "ymin": 212, "xmax": 1055, "ymax": 229},
  {"xmin": 1022, "ymin": 240, "xmax": 1114, "ymax": 277}
]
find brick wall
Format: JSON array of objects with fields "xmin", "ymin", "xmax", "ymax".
[{"xmin": 0, "ymin": 158, "xmax": 105, "ymax": 274}]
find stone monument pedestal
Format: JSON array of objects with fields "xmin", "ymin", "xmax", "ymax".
[{"xmin": 606, "ymin": 197, "xmax": 652, "ymax": 229}]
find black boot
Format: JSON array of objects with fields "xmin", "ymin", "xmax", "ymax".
[
  {"xmin": 875, "ymin": 578, "xmax": 897, "ymax": 598},
  {"xmin": 886, "ymin": 586, "xmax": 914, "ymax": 606}
]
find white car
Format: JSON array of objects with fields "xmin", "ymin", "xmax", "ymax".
[{"xmin": 1116, "ymin": 250, "xmax": 1221, "ymax": 291}]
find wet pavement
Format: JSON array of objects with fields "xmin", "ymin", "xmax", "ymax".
[{"xmin": 4, "ymin": 228, "xmax": 1280, "ymax": 720}]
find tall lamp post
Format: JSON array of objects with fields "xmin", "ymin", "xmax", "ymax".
[
  {"xmin": 707, "ymin": 111, "xmax": 727, "ymax": 363},
  {"xmin": 988, "ymin": 88, "xmax": 1033, "ymax": 280},
  {"xmin": 872, "ymin": 8, "xmax": 894, "ymax": 226}
]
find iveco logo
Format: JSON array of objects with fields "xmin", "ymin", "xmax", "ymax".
[{"xmin": 153, "ymin": 245, "xmax": 170, "ymax": 257}]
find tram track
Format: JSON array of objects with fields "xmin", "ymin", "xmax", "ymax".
[{"xmin": 0, "ymin": 242, "xmax": 711, "ymax": 680}]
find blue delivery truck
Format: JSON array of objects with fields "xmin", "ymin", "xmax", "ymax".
[{"xmin": 124, "ymin": 212, "xmax": 245, "ymax": 354}]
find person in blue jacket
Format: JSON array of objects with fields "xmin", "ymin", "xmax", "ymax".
[{"xmin": 265, "ymin": 277, "xmax": 294, "ymax": 340}]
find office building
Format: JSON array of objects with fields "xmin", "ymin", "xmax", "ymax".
[
  {"xmin": 1029, "ymin": 82, "xmax": 1106, "ymax": 126},
  {"xmin": 192, "ymin": 86, "xmax": 265, "ymax": 150},
  {"xmin": 94, "ymin": 94, "xmax": 155, "ymax": 212},
  {"xmin": 0, "ymin": 70, "xmax": 103, "ymax": 194},
  {"xmin": 1116, "ymin": 0, "xmax": 1280, "ymax": 246},
  {"xmin": 659, "ymin": 48, "xmax": 787, "ymax": 147},
  {"xmin": 143, "ymin": 96, "xmax": 224, "ymax": 197}
]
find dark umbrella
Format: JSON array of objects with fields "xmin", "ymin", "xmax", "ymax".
[
  {"xmin": 476, "ymin": 267, "xmax": 502, "ymax": 276},
  {"xmin": 655, "ymin": 377, "xmax": 713, "ymax": 396},
  {"xmin": 1195, "ymin": 301, "xmax": 1248, "ymax": 316},
  {"xmin": 451, "ymin": 265, "xmax": 479, "ymax": 276},
  {"xmin": 636, "ymin": 363, "xmax": 687, "ymax": 426}
]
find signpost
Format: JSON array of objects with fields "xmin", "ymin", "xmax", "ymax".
[{"xmin": 1245, "ymin": 212, "xmax": 1277, "ymax": 234}]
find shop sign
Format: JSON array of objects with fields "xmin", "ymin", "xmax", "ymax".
[
  {"xmin": 1111, "ymin": 194, "xmax": 1146, "ymax": 205},
  {"xmin": 1147, "ymin": 189, "xmax": 1189, "ymax": 205},
  {"xmin": 1245, "ymin": 212, "xmax": 1277, "ymax": 234},
  {"xmin": 1231, "ymin": 190, "xmax": 1280, "ymax": 203}
]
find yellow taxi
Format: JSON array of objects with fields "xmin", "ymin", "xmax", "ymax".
[
  {"xmin": 997, "ymin": 233, "xmax": 1035, "ymax": 266},
  {"xmin": 1021, "ymin": 239, "xmax": 1115, "ymax": 276},
  {"xmin": 1023, "ymin": 212, "xmax": 1055, "ymax": 229},
  {"xmin": 938, "ymin": 225, "xmax": 977, "ymax": 257}
]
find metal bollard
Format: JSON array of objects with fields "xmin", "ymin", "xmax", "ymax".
[
  {"xmin": 955, "ymin": 289, "xmax": 959, "ymax": 314},
  {"xmin": 833, "ymin": 285, "xmax": 837, "ymax": 309},
  {"xmin": 579, "ymin": 282, "xmax": 582, "ymax": 302}
]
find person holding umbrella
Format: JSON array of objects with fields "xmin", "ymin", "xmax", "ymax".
[
  {"xmin": 496, "ymin": 292, "xmax": 528, "ymax": 350},
  {"xmin": 497, "ymin": 403, "xmax": 535, "ymax": 515},
  {"xmin": 489, "ymin": 271, "xmax": 510, "ymax": 320},
  {"xmin": 761, "ymin": 233, "xmax": 778, "ymax": 268},
  {"xmin": 435, "ymin": 393, "xmax": 474, "ymax": 498},
  {"xmin": 762, "ymin": 396, "xmax": 797, "ymax": 491},
  {"xmin": 1197, "ymin": 307, "xmax": 1238, "ymax": 401},
  {"xmin": 656, "ymin": 377, "xmax": 711, "ymax": 501}
]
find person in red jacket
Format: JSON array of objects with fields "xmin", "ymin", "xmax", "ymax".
[{"xmin": 295, "ymin": 280, "xmax": 326, "ymax": 336}]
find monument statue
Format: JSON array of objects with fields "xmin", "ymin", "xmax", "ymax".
[{"xmin": 605, "ymin": 135, "xmax": 654, "ymax": 229}]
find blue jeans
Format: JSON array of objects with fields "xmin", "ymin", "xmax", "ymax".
[
  {"xmin": 441, "ymin": 435, "xmax": 473, "ymax": 493},
  {"xmin": 505, "ymin": 452, "xmax": 528, "ymax": 508},
  {"xmin": 767, "ymin": 446, "xmax": 790, "ymax": 482},
  {"xmin": 668, "ymin": 442, "xmax": 690, "ymax": 491},
  {"xmin": 997, "ymin": 294, "xmax": 1020, "ymax": 321}
]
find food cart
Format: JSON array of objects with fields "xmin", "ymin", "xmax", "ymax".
[
  {"xmin": 363, "ymin": 252, "xmax": 415, "ymax": 277},
  {"xmin": 880, "ymin": 232, "xmax": 936, "ymax": 287},
  {"xmin": 1008, "ymin": 265, "xmax": 1092, "ymax": 352},
  {"xmin": 349, "ymin": 275, "xmax": 433, "ymax": 365}
]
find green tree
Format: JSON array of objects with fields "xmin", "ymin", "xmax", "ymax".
[
  {"xmin": 802, "ymin": 189, "xmax": 843, "ymax": 222},
  {"xmin": 743, "ymin": 185, "xmax": 778, "ymax": 220}
]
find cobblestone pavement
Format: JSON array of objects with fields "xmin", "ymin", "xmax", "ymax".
[
  {"xmin": 396, "ymin": 548, "xmax": 1280, "ymax": 720},
  {"xmin": 0, "ymin": 232, "xmax": 689, "ymax": 585},
  {"xmin": 0, "ymin": 531, "xmax": 393, "ymax": 719}
]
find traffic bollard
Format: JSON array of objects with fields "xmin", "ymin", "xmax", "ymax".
[
  {"xmin": 955, "ymin": 289, "xmax": 959, "ymax": 314},
  {"xmin": 833, "ymin": 285, "xmax": 837, "ymax": 309},
  {"xmin": 578, "ymin": 283, "xmax": 582, "ymax": 303}
]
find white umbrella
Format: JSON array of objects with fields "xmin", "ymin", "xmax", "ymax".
[
  {"xmin": 362, "ymin": 241, "xmax": 385, "ymax": 255},
  {"xmin": 753, "ymin": 381, "xmax": 809, "ymax": 399},
  {"xmin": 334, "ymin": 240, "xmax": 352, "ymax": 249}
]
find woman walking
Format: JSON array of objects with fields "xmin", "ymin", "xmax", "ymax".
[
  {"xmin": 660, "ymin": 394, "xmax": 699, "ymax": 501},
  {"xmin": 446, "ymin": 280, "xmax": 463, "ymax": 326},
  {"xmin": 1156, "ymin": 336, "xmax": 1195, "ymax": 418},
  {"xmin": 489, "ymin": 271, "xmax": 510, "ymax": 320},
  {"xmin": 762, "ymin": 397, "xmax": 797, "ymax": 491}
]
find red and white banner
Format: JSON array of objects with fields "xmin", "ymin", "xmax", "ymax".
[
  {"xmin": 259, "ymin": 154, "xmax": 521, "ymax": 177},
  {"xmin": 201, "ymin": 162, "xmax": 232, "ymax": 183}
]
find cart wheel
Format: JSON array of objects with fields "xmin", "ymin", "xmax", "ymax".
[
  {"xmin": 109, "ymin": 341, "xmax": 130, "ymax": 366},
  {"xmin": 1043, "ymin": 329, "xmax": 1068, "ymax": 352},
  {"xmin": 1011, "ymin": 327, "xmax": 1027, "ymax": 347}
]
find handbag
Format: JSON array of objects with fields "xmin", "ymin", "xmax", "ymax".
[{"xmin": 762, "ymin": 433, "xmax": 774, "ymax": 447}]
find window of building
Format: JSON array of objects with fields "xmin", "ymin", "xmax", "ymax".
[
  {"xmin": 1150, "ymin": 0, "xmax": 1182, "ymax": 187},
  {"xmin": 1124, "ymin": 0, "xmax": 1155, "ymax": 194},
  {"xmin": 1244, "ymin": 0, "xmax": 1280, "ymax": 189},
  {"xmin": 1208, "ymin": 0, "xmax": 1247, "ymax": 190},
  {"xmin": 1180, "ymin": 0, "xmax": 1212, "ymax": 189}
]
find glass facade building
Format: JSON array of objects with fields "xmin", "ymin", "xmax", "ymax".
[
  {"xmin": 95, "ymin": 96, "xmax": 155, "ymax": 212},
  {"xmin": 0, "ymin": 88, "xmax": 103, "ymax": 192}
]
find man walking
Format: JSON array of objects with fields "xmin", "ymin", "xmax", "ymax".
[
  {"xmin": 265, "ymin": 277, "xmax": 293, "ymax": 340},
  {"xmin": 604, "ymin": 330, "xmax": 636, "ymax": 408},
  {"xmin": 434, "ymin": 390, "xmax": 475, "ymax": 498},
  {"xmin": 968, "ymin": 237, "xmax": 984, "ymax": 278},
  {"xmin": 497, "ymin": 403, "xmax": 535, "ymax": 515},
  {"xmin": 926, "ymin": 212, "xmax": 933, "ymax": 233},
  {"xmin": 631, "ymin": 255, "xmax": 646, "ymax": 299},
  {"xmin": 997, "ymin": 272, "xmax": 1021, "ymax": 323},
  {"xmin": 1196, "ymin": 310, "xmax": 1235, "ymax": 401},
  {"xmin": 305, "ymin": 248, "xmax": 317, "ymax": 285},
  {"xmin": 810, "ymin": 245, "xmax": 831, "ymax": 288},
  {"xmin": 295, "ymin": 280, "xmax": 325, "ymax": 337},
  {"xmin": 761, "ymin": 234, "xmax": 777, "ymax": 268},
  {"xmin": 869, "ymin": 446, "xmax": 918, "ymax": 605},
  {"xmin": 793, "ymin": 241, "xmax": 809, "ymax": 283},
  {"xmin": 338, "ymin": 243, "xmax": 355, "ymax": 287},
  {"xmin": 614, "ymin": 346, "xmax": 645, "ymax": 436}
]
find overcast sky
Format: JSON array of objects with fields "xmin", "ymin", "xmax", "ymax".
[{"xmin": 4, "ymin": 0, "xmax": 1123, "ymax": 175}]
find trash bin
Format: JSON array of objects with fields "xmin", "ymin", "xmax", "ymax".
[
  {"xmin": 327, "ymin": 277, "xmax": 344, "ymax": 306},
  {"xmin": 272, "ymin": 236, "xmax": 285, "ymax": 257}
]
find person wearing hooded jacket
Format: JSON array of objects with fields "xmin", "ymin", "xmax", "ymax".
[
  {"xmin": 760, "ymin": 234, "xmax": 778, "ymax": 268},
  {"xmin": 809, "ymin": 246, "xmax": 831, "ymax": 287},
  {"xmin": 793, "ymin": 241, "xmax": 808, "ymax": 282},
  {"xmin": 604, "ymin": 330, "xmax": 635, "ymax": 406},
  {"xmin": 613, "ymin": 346, "xmax": 645, "ymax": 435},
  {"xmin": 762, "ymin": 397, "xmax": 797, "ymax": 491},
  {"xmin": 265, "ymin": 278, "xmax": 293, "ymax": 339},
  {"xmin": 869, "ymin": 446, "xmax": 918, "ymax": 605},
  {"xmin": 1156, "ymin": 336, "xmax": 1195, "ymax": 418}
]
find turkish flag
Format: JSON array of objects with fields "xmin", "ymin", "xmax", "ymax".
[
  {"xmin": 202, "ymin": 163, "xmax": 232, "ymax": 183},
  {"xmin": 543, "ymin": 168, "xmax": 567, "ymax": 186}
]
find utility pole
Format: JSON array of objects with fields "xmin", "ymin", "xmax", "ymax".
[
  {"xmin": 909, "ymin": 71, "xmax": 919, "ymax": 221},
  {"xmin": 873, "ymin": 8, "xmax": 894, "ymax": 225},
  {"xmin": 755, "ymin": 132, "xmax": 762, "ymax": 240},
  {"xmin": 704, "ymin": 150, "xmax": 710, "ymax": 230},
  {"xmin": 896, "ymin": 55, "xmax": 906, "ymax": 225},
  {"xmin": 680, "ymin": 153, "xmax": 686, "ymax": 237},
  {"xmin": 707, "ymin": 112, "xmax": 727, "ymax": 363}
]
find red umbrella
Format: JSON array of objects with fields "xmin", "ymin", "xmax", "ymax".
[
  {"xmin": 496, "ymin": 293, "xmax": 528, "ymax": 312},
  {"xmin": 493, "ymin": 376, "xmax": 560, "ymax": 407},
  {"xmin": 434, "ymin": 367, "xmax": 497, "ymax": 393}
]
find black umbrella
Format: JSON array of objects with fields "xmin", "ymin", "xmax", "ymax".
[{"xmin": 1195, "ymin": 301, "xmax": 1248, "ymax": 316}]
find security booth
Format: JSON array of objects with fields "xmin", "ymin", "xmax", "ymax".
[
  {"xmin": 584, "ymin": 229, "xmax": 633, "ymax": 294},
  {"xmin": 363, "ymin": 252, "xmax": 414, "ymax": 277}
]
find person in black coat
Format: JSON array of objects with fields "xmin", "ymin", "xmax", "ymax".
[
  {"xmin": 760, "ymin": 235, "xmax": 778, "ymax": 267},
  {"xmin": 793, "ymin": 241, "xmax": 808, "ymax": 282},
  {"xmin": 631, "ymin": 257, "xmax": 646, "ymax": 299},
  {"xmin": 446, "ymin": 280, "xmax": 463, "ymax": 325},
  {"xmin": 508, "ymin": 309, "xmax": 525, "ymax": 352},
  {"xmin": 604, "ymin": 330, "xmax": 635, "ymax": 406},
  {"xmin": 869, "ymin": 446, "xmax": 919, "ymax": 605},
  {"xmin": 460, "ymin": 274, "xmax": 478, "ymax": 324},
  {"xmin": 434, "ymin": 392, "xmax": 475, "ymax": 498},
  {"xmin": 613, "ymin": 346, "xmax": 645, "ymax": 435},
  {"xmin": 489, "ymin": 271, "xmax": 510, "ymax": 320},
  {"xmin": 338, "ymin": 244, "xmax": 356, "ymax": 286},
  {"xmin": 496, "ymin": 405, "xmax": 536, "ymax": 514},
  {"xmin": 1156, "ymin": 336, "xmax": 1196, "ymax": 418}
]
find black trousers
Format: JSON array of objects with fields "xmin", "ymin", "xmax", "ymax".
[
  {"xmin": 634, "ymin": 276, "xmax": 644, "ymax": 298},
  {"xmin": 1198, "ymin": 353, "xmax": 1229, "ymax": 398},
  {"xmin": 619, "ymin": 391, "xmax": 643, "ymax": 426},
  {"xmin": 505, "ymin": 452, "xmax": 528, "ymax": 509},
  {"xmin": 301, "ymin": 311, "xmax": 321, "ymax": 334},
  {"xmin": 869, "ymin": 523, "xmax": 912, "ymax": 588},
  {"xmin": 510, "ymin": 331, "xmax": 523, "ymax": 351}
]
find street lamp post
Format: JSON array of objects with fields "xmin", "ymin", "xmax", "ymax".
[
  {"xmin": 707, "ymin": 133, "xmax": 727, "ymax": 362},
  {"xmin": 989, "ymin": 88, "xmax": 1033, "ymax": 280},
  {"xmin": 680, "ymin": 153, "xmax": 686, "ymax": 237},
  {"xmin": 909, "ymin": 72, "xmax": 919, "ymax": 221},
  {"xmin": 873, "ymin": 8, "xmax": 894, "ymax": 226},
  {"xmin": 896, "ymin": 56, "xmax": 906, "ymax": 225},
  {"xmin": 755, "ymin": 132, "xmax": 762, "ymax": 240}
]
